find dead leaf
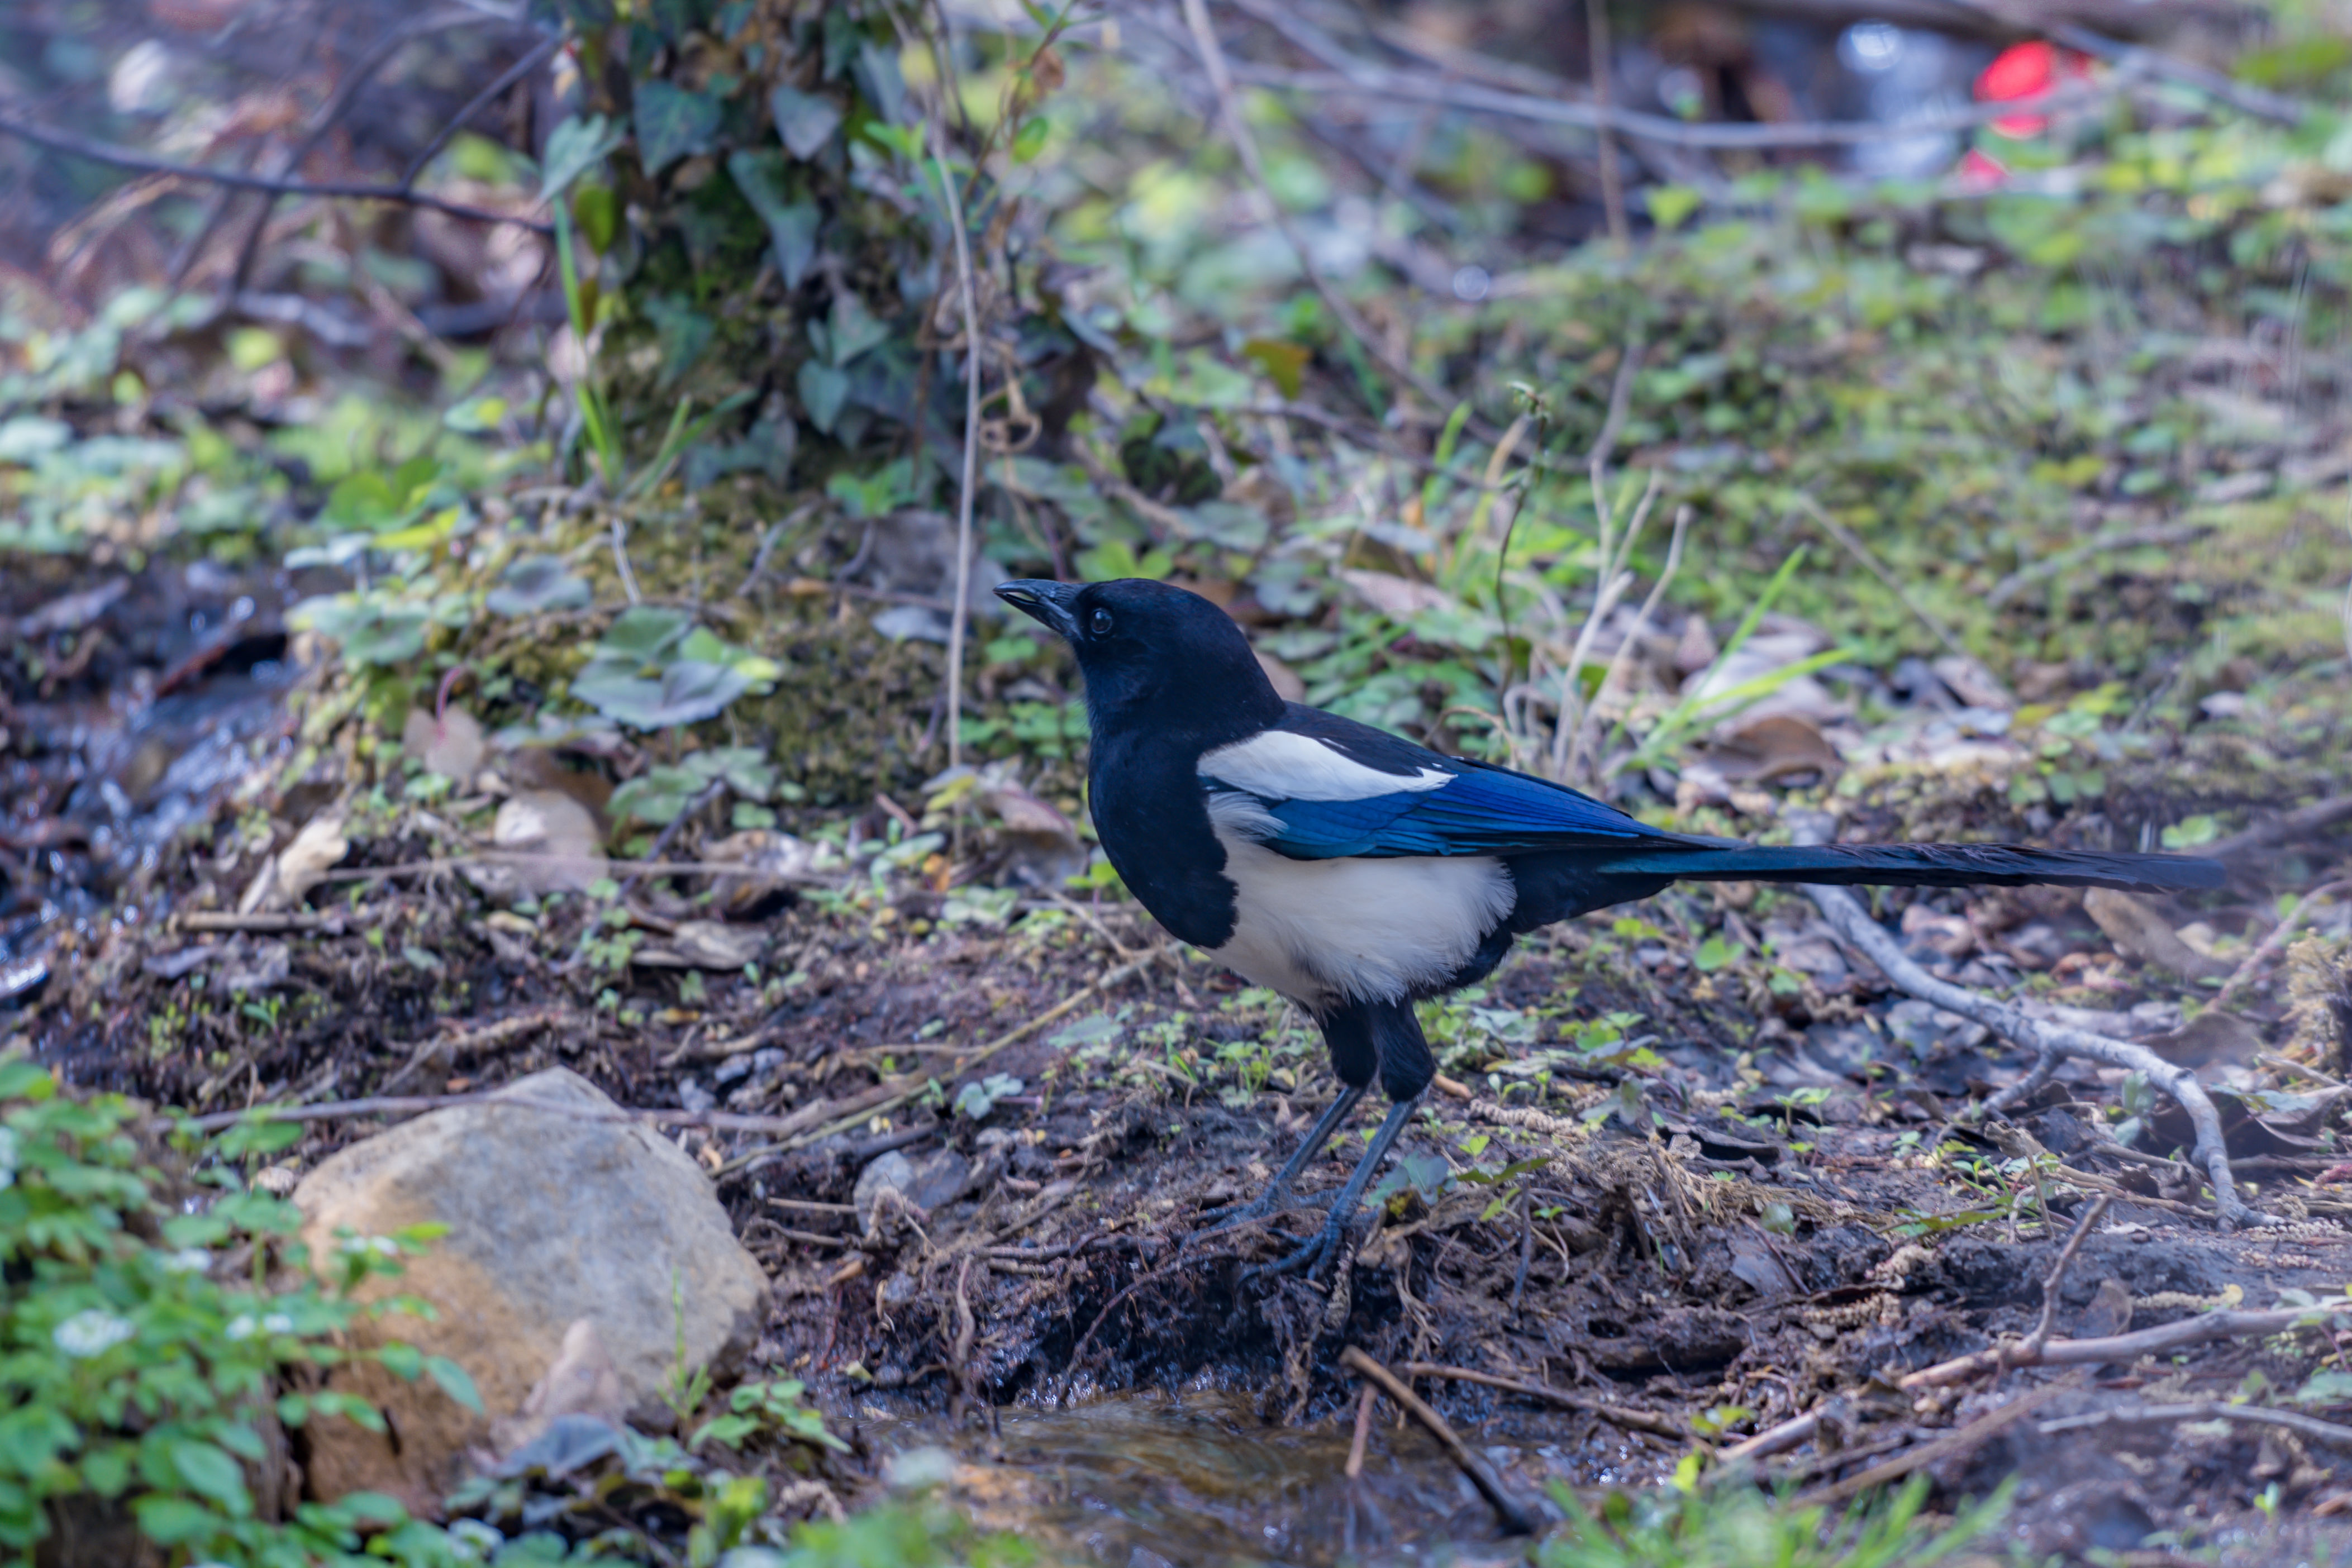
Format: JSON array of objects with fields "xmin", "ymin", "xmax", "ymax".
[
  {"xmin": 1681, "ymin": 622, "xmax": 1848, "ymax": 735},
  {"xmin": 238, "ymin": 812, "xmax": 347, "ymax": 914},
  {"xmin": 403, "ymin": 705, "xmax": 487, "ymax": 781},
  {"xmin": 1254, "ymin": 649, "xmax": 1306, "ymax": 703},
  {"xmin": 634, "ymin": 919, "xmax": 764, "ymax": 969},
  {"xmin": 1674, "ymin": 613, "xmax": 1718, "ymax": 676},
  {"xmin": 2145, "ymin": 1009, "xmax": 2264, "ymax": 1069},
  {"xmin": 488, "ymin": 791, "xmax": 607, "ymax": 896},
  {"xmin": 1900, "ymin": 903, "xmax": 1975, "ymax": 960},
  {"xmin": 1929, "ymin": 654, "xmax": 2014, "ymax": 710},
  {"xmin": 706, "ymin": 829, "xmax": 816, "ymax": 917},
  {"xmin": 1698, "ymin": 714, "xmax": 1844, "ymax": 785},
  {"xmin": 491, "ymin": 1318, "xmax": 627, "ymax": 1456},
  {"xmin": 1336, "ymin": 568, "xmax": 1454, "ymax": 619},
  {"xmin": 2083, "ymin": 888, "xmax": 2234, "ymax": 981},
  {"xmin": 2077, "ymin": 1278, "xmax": 2134, "ymax": 1340},
  {"xmin": 1729, "ymin": 1228, "xmax": 1802, "ymax": 1299}
]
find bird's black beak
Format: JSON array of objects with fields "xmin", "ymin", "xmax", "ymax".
[{"xmin": 994, "ymin": 579, "xmax": 1081, "ymax": 640}]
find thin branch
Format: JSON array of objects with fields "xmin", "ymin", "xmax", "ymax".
[
  {"xmin": 1944, "ymin": 0, "xmax": 2307, "ymax": 126},
  {"xmin": 1568, "ymin": 501, "xmax": 1689, "ymax": 785},
  {"xmin": 1786, "ymin": 809, "xmax": 2275, "ymax": 1229},
  {"xmin": 0, "ymin": 112, "xmax": 547, "ymax": 232},
  {"xmin": 2213, "ymin": 880, "xmax": 2351, "ymax": 1014},
  {"xmin": 1793, "ymin": 1378, "xmax": 2078, "ymax": 1509},
  {"xmin": 1397, "ymin": 1361, "xmax": 1684, "ymax": 1440},
  {"xmin": 1225, "ymin": 59, "xmax": 2126, "ymax": 151},
  {"xmin": 1179, "ymin": 0, "xmax": 1479, "ymax": 432},
  {"xmin": 1584, "ymin": 0, "xmax": 1626, "ymax": 250},
  {"xmin": 229, "ymin": 9, "xmax": 523, "ymax": 292},
  {"xmin": 2039, "ymin": 1400, "xmax": 2352, "ymax": 1450},
  {"xmin": 1793, "ymin": 492, "xmax": 1998, "ymax": 694},
  {"xmin": 2022, "ymin": 1193, "xmax": 2112, "ymax": 1357},
  {"xmin": 1340, "ymin": 1348, "xmax": 1539, "ymax": 1534},
  {"xmin": 398, "ymin": 32, "xmax": 564, "ymax": 191},
  {"xmin": 929, "ymin": 135, "xmax": 983, "ymax": 776},
  {"xmin": 1902, "ymin": 1301, "xmax": 2352, "ymax": 1389},
  {"xmin": 2203, "ymin": 794, "xmax": 2352, "ymax": 862}
]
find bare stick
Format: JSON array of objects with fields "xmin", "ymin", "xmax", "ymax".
[
  {"xmin": 1345, "ymin": 1383, "xmax": 1378, "ymax": 1479},
  {"xmin": 228, "ymin": 9, "xmax": 519, "ymax": 291},
  {"xmin": 2024, "ymin": 1194, "xmax": 2111, "ymax": 1357},
  {"xmin": 1568, "ymin": 501, "xmax": 1689, "ymax": 784},
  {"xmin": 2202, "ymin": 794, "xmax": 2352, "ymax": 861},
  {"xmin": 1225, "ymin": 59, "xmax": 2125, "ymax": 150},
  {"xmin": 2039, "ymin": 1400, "xmax": 2352, "ymax": 1450},
  {"xmin": 399, "ymin": 34, "xmax": 563, "ymax": 192},
  {"xmin": 1341, "ymin": 1348, "xmax": 1539, "ymax": 1534},
  {"xmin": 2212, "ymin": 880, "xmax": 2349, "ymax": 1014},
  {"xmin": 1179, "ymin": 0, "xmax": 1477, "ymax": 431},
  {"xmin": 1793, "ymin": 1378, "xmax": 2078, "ymax": 1509},
  {"xmin": 1584, "ymin": 0, "xmax": 1626, "ymax": 250},
  {"xmin": 1397, "ymin": 1361, "xmax": 1683, "ymax": 1440},
  {"xmin": 1785, "ymin": 812, "xmax": 2276, "ymax": 1229},
  {"xmin": 0, "ymin": 112, "xmax": 545, "ymax": 231},
  {"xmin": 1901, "ymin": 1301, "xmax": 2352, "ymax": 1390},
  {"xmin": 926, "ymin": 131, "xmax": 983, "ymax": 778},
  {"xmin": 1793, "ymin": 492, "xmax": 1996, "ymax": 693}
]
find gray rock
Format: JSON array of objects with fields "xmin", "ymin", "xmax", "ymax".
[
  {"xmin": 292, "ymin": 1068, "xmax": 766, "ymax": 1513},
  {"xmin": 853, "ymin": 1145, "xmax": 972, "ymax": 1229}
]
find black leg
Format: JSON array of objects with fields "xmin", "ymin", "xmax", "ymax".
[
  {"xmin": 1197, "ymin": 1081, "xmax": 1367, "ymax": 1230},
  {"xmin": 1243, "ymin": 1094, "xmax": 1420, "ymax": 1281}
]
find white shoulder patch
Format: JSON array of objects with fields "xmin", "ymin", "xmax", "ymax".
[{"xmin": 1199, "ymin": 729, "xmax": 1453, "ymax": 803}]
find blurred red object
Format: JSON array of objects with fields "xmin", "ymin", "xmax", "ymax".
[{"xmin": 1975, "ymin": 40, "xmax": 2093, "ymax": 138}]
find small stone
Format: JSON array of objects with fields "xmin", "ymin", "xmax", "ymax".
[{"xmin": 292, "ymin": 1068, "xmax": 765, "ymax": 1514}]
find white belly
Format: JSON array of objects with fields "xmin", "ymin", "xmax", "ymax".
[{"xmin": 1205, "ymin": 823, "xmax": 1513, "ymax": 1009}]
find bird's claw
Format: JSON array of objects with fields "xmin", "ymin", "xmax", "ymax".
[
  {"xmin": 1196, "ymin": 1188, "xmax": 1331, "ymax": 1233},
  {"xmin": 1239, "ymin": 1209, "xmax": 1354, "ymax": 1284}
]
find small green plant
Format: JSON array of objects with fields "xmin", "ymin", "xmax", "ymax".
[
  {"xmin": 0, "ymin": 1062, "xmax": 481, "ymax": 1565},
  {"xmin": 1536, "ymin": 1476, "xmax": 2007, "ymax": 1568},
  {"xmin": 661, "ymin": 1267, "xmax": 713, "ymax": 1430},
  {"xmin": 689, "ymin": 1378, "xmax": 848, "ymax": 1455}
]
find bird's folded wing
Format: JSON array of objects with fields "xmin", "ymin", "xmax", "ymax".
[{"xmin": 1207, "ymin": 756, "xmax": 1678, "ymax": 860}]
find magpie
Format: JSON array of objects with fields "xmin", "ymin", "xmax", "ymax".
[{"xmin": 996, "ymin": 576, "xmax": 2224, "ymax": 1276}]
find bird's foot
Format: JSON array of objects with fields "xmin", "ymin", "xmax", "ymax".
[
  {"xmin": 1239, "ymin": 1206, "xmax": 1355, "ymax": 1284},
  {"xmin": 1196, "ymin": 1185, "xmax": 1332, "ymax": 1233}
]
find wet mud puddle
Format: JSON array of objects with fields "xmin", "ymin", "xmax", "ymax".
[{"xmin": 868, "ymin": 1390, "xmax": 1642, "ymax": 1566}]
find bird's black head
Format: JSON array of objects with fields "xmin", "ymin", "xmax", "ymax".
[{"xmin": 994, "ymin": 578, "xmax": 1282, "ymax": 741}]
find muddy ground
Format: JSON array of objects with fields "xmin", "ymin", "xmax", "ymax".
[{"xmin": 6, "ymin": 555, "xmax": 2352, "ymax": 1565}]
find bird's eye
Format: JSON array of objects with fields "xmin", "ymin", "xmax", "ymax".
[{"xmin": 1088, "ymin": 608, "xmax": 1115, "ymax": 637}]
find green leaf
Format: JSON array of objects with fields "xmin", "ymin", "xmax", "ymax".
[
  {"xmin": 851, "ymin": 40, "xmax": 907, "ymax": 124},
  {"xmin": 798, "ymin": 360, "xmax": 850, "ymax": 434},
  {"xmin": 539, "ymin": 113, "xmax": 626, "ymax": 202},
  {"xmin": 634, "ymin": 81, "xmax": 723, "ymax": 175},
  {"xmin": 133, "ymin": 1494, "xmax": 220, "ymax": 1546},
  {"xmin": 169, "ymin": 1439, "xmax": 251, "ymax": 1513},
  {"xmin": 486, "ymin": 555, "xmax": 593, "ymax": 616},
  {"xmin": 769, "ymin": 85, "xmax": 844, "ymax": 159},
  {"xmin": 727, "ymin": 151, "xmax": 822, "ymax": 289},
  {"xmin": 644, "ymin": 295, "xmax": 715, "ymax": 389},
  {"xmin": 575, "ymin": 658, "xmax": 754, "ymax": 731},
  {"xmin": 1011, "ymin": 115, "xmax": 1051, "ymax": 164},
  {"xmin": 424, "ymin": 1355, "xmax": 485, "ymax": 1415}
]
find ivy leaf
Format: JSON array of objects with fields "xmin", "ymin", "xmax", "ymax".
[
  {"xmin": 540, "ymin": 114, "xmax": 625, "ymax": 202},
  {"xmin": 769, "ymin": 86, "xmax": 844, "ymax": 160},
  {"xmin": 634, "ymin": 81, "xmax": 723, "ymax": 175},
  {"xmin": 169, "ymin": 1438, "xmax": 252, "ymax": 1512},
  {"xmin": 424, "ymin": 1355, "xmax": 485, "ymax": 1415},
  {"xmin": 574, "ymin": 660, "xmax": 753, "ymax": 730},
  {"xmin": 797, "ymin": 361, "xmax": 849, "ymax": 434},
  {"xmin": 851, "ymin": 40, "xmax": 907, "ymax": 124},
  {"xmin": 727, "ymin": 151, "xmax": 821, "ymax": 289},
  {"xmin": 644, "ymin": 295, "xmax": 715, "ymax": 389},
  {"xmin": 485, "ymin": 556, "xmax": 593, "ymax": 617},
  {"xmin": 825, "ymin": 290, "xmax": 890, "ymax": 364}
]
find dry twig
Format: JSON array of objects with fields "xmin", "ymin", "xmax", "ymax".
[
  {"xmin": 1901, "ymin": 1300, "xmax": 2352, "ymax": 1390},
  {"xmin": 2022, "ymin": 1194, "xmax": 2112, "ymax": 1360},
  {"xmin": 1793, "ymin": 1378, "xmax": 2079, "ymax": 1509},
  {"xmin": 1787, "ymin": 811, "xmax": 2275, "ymax": 1229},
  {"xmin": 1341, "ymin": 1348, "xmax": 1539, "ymax": 1534},
  {"xmin": 1397, "ymin": 1361, "xmax": 1683, "ymax": 1440},
  {"xmin": 2038, "ymin": 1399, "xmax": 2352, "ymax": 1450}
]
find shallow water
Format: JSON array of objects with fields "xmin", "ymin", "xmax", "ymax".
[{"xmin": 866, "ymin": 1389, "xmax": 1654, "ymax": 1566}]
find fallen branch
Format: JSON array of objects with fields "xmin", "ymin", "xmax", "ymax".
[
  {"xmin": 0, "ymin": 111, "xmax": 547, "ymax": 231},
  {"xmin": 1396, "ymin": 1361, "xmax": 1683, "ymax": 1440},
  {"xmin": 1787, "ymin": 811, "xmax": 2275, "ymax": 1229},
  {"xmin": 2038, "ymin": 1399, "xmax": 2352, "ymax": 1450},
  {"xmin": 1345, "ymin": 1383, "xmax": 1379, "ymax": 1479},
  {"xmin": 1900, "ymin": 1300, "xmax": 2352, "ymax": 1390},
  {"xmin": 1792, "ymin": 1378, "xmax": 2078, "ymax": 1509},
  {"xmin": 1179, "ymin": 0, "xmax": 1482, "ymax": 431},
  {"xmin": 2022, "ymin": 1194, "xmax": 2113, "ymax": 1360},
  {"xmin": 2204, "ymin": 795, "xmax": 2352, "ymax": 861},
  {"xmin": 1342, "ymin": 1348, "xmax": 1540, "ymax": 1534},
  {"xmin": 2213, "ymin": 880, "xmax": 2350, "ymax": 1014},
  {"xmin": 378, "ymin": 1006, "xmax": 575, "ymax": 1095},
  {"xmin": 713, "ymin": 949, "xmax": 1170, "ymax": 1178},
  {"xmin": 175, "ymin": 911, "xmax": 339, "ymax": 935}
]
